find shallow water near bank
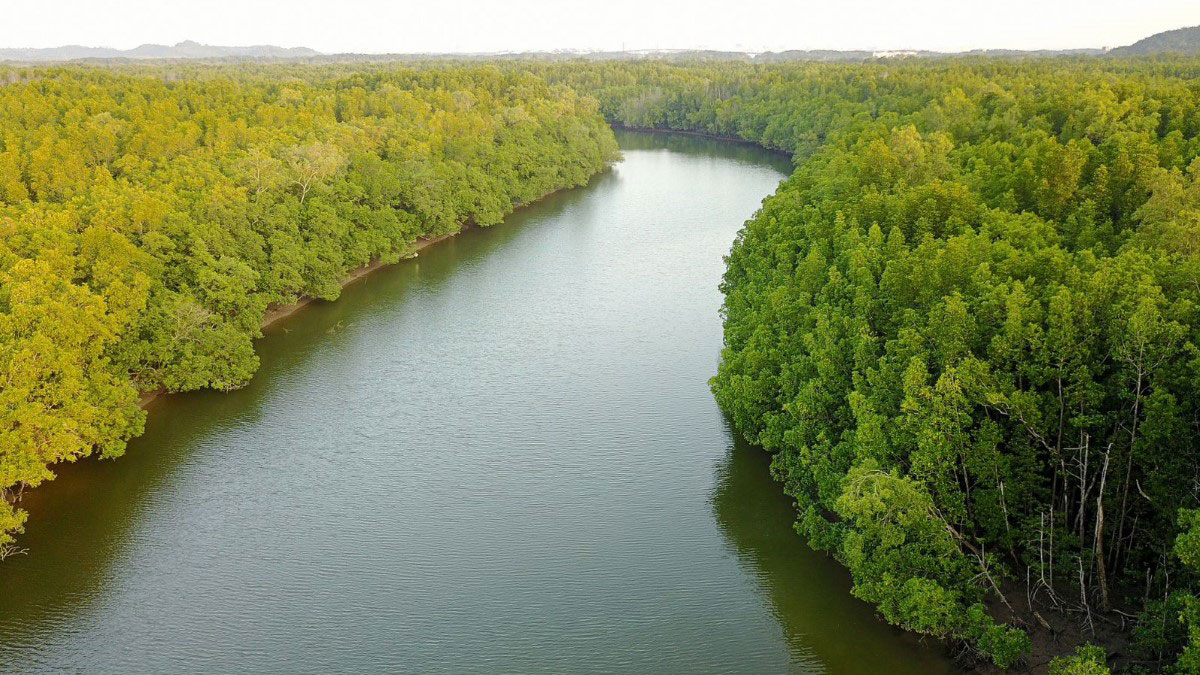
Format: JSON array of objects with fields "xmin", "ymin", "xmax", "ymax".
[{"xmin": 0, "ymin": 130, "xmax": 954, "ymax": 674}]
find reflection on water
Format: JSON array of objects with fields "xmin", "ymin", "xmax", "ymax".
[
  {"xmin": 0, "ymin": 129, "xmax": 952, "ymax": 673},
  {"xmin": 712, "ymin": 433, "xmax": 955, "ymax": 673}
]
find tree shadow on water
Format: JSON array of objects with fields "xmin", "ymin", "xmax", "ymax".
[{"xmin": 710, "ymin": 432, "xmax": 959, "ymax": 674}]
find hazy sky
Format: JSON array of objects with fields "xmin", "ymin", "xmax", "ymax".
[{"xmin": 2, "ymin": 0, "xmax": 1197, "ymax": 54}]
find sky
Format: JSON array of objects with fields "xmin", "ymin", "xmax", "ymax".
[{"xmin": 1, "ymin": 0, "xmax": 1197, "ymax": 54}]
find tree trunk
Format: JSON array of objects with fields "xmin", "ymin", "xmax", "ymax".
[{"xmin": 1094, "ymin": 445, "xmax": 1113, "ymax": 611}]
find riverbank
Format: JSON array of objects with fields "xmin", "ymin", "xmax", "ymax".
[
  {"xmin": 256, "ymin": 227, "xmax": 465, "ymax": 332},
  {"xmin": 135, "ymin": 228, "xmax": 460, "ymax": 408},
  {"xmin": 609, "ymin": 123, "xmax": 795, "ymax": 158},
  {"xmin": 137, "ymin": 177, "xmax": 602, "ymax": 409}
]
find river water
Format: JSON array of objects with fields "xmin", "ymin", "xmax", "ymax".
[{"xmin": 0, "ymin": 130, "xmax": 953, "ymax": 673}]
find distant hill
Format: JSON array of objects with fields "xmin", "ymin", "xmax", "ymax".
[
  {"xmin": 320, "ymin": 49, "xmax": 757, "ymax": 63},
  {"xmin": 309, "ymin": 47, "xmax": 1103, "ymax": 66},
  {"xmin": 1110, "ymin": 25, "xmax": 1200, "ymax": 55},
  {"xmin": 3, "ymin": 25, "xmax": 1198, "ymax": 64},
  {"xmin": 754, "ymin": 50, "xmax": 877, "ymax": 63},
  {"xmin": 0, "ymin": 40, "xmax": 320, "ymax": 62}
]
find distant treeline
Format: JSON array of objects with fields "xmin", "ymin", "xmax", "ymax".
[
  {"xmin": 541, "ymin": 58, "xmax": 1200, "ymax": 671},
  {"xmin": 0, "ymin": 64, "xmax": 618, "ymax": 557}
]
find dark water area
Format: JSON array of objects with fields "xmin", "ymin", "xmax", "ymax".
[{"xmin": 0, "ymin": 130, "xmax": 954, "ymax": 673}]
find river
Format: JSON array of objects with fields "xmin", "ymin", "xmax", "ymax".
[{"xmin": 0, "ymin": 130, "xmax": 954, "ymax": 673}]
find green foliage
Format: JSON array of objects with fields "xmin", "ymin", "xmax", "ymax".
[
  {"xmin": 1130, "ymin": 511, "xmax": 1200, "ymax": 674},
  {"xmin": 1178, "ymin": 509, "xmax": 1200, "ymax": 570},
  {"xmin": 835, "ymin": 463, "xmax": 974, "ymax": 631},
  {"xmin": 0, "ymin": 63, "xmax": 619, "ymax": 552},
  {"xmin": 966, "ymin": 607, "xmax": 1032, "ymax": 670},
  {"xmin": 1132, "ymin": 592, "xmax": 1191, "ymax": 669},
  {"xmin": 834, "ymin": 464, "xmax": 1030, "ymax": 666},
  {"xmin": 1048, "ymin": 644, "xmax": 1110, "ymax": 675},
  {"xmin": 1166, "ymin": 510, "xmax": 1200, "ymax": 673}
]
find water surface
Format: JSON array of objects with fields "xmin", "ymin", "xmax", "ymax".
[{"xmin": 0, "ymin": 130, "xmax": 953, "ymax": 673}]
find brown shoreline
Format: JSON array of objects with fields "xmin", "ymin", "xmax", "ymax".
[
  {"xmin": 256, "ymin": 226, "xmax": 464, "ymax": 332},
  {"xmin": 136, "ymin": 177, "xmax": 596, "ymax": 409}
]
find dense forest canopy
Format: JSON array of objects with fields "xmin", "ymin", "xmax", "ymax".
[
  {"xmin": 536, "ymin": 58, "xmax": 1200, "ymax": 670},
  {"xmin": 5, "ymin": 54, "xmax": 1200, "ymax": 672},
  {"xmin": 0, "ymin": 62, "xmax": 618, "ymax": 560}
]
